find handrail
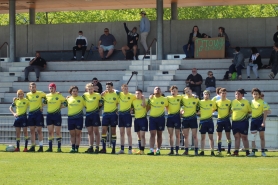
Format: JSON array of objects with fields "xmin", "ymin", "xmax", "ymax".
[
  {"xmin": 0, "ymin": 42, "xmax": 9, "ymax": 58},
  {"xmin": 142, "ymin": 38, "xmax": 157, "ymax": 60}
]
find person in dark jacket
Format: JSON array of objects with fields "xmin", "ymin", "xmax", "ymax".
[
  {"xmin": 92, "ymin": 77, "xmax": 103, "ymax": 94},
  {"xmin": 247, "ymin": 47, "xmax": 262, "ymax": 79},
  {"xmin": 183, "ymin": 26, "xmax": 202, "ymax": 59},
  {"xmin": 121, "ymin": 23, "xmax": 139, "ymax": 60},
  {"xmin": 273, "ymin": 26, "xmax": 278, "ymax": 43},
  {"xmin": 72, "ymin": 31, "xmax": 88, "ymax": 61},
  {"xmin": 24, "ymin": 52, "xmax": 46, "ymax": 82},
  {"xmin": 228, "ymin": 47, "xmax": 245, "ymax": 80},
  {"xmin": 205, "ymin": 71, "xmax": 216, "ymax": 92},
  {"xmin": 185, "ymin": 68, "xmax": 203, "ymax": 98},
  {"xmin": 218, "ymin": 27, "xmax": 230, "ymax": 57},
  {"xmin": 269, "ymin": 42, "xmax": 278, "ymax": 79}
]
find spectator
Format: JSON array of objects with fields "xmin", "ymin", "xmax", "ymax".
[
  {"xmin": 183, "ymin": 26, "xmax": 202, "ymax": 59},
  {"xmin": 186, "ymin": 68, "xmax": 203, "ymax": 98},
  {"xmin": 228, "ymin": 47, "xmax": 245, "ymax": 80},
  {"xmin": 247, "ymin": 47, "xmax": 262, "ymax": 79},
  {"xmin": 269, "ymin": 42, "xmax": 278, "ymax": 79},
  {"xmin": 205, "ymin": 71, "xmax": 216, "ymax": 92},
  {"xmin": 98, "ymin": 28, "xmax": 117, "ymax": 60},
  {"xmin": 218, "ymin": 27, "xmax": 230, "ymax": 57},
  {"xmin": 71, "ymin": 31, "xmax": 88, "ymax": 61},
  {"xmin": 139, "ymin": 11, "xmax": 150, "ymax": 53},
  {"xmin": 24, "ymin": 52, "xmax": 46, "ymax": 82},
  {"xmin": 273, "ymin": 25, "xmax": 278, "ymax": 43},
  {"xmin": 201, "ymin": 33, "xmax": 211, "ymax": 38},
  {"xmin": 92, "ymin": 77, "xmax": 103, "ymax": 94},
  {"xmin": 121, "ymin": 23, "xmax": 139, "ymax": 60}
]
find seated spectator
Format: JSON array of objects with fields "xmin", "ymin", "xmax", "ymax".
[
  {"xmin": 273, "ymin": 25, "xmax": 278, "ymax": 43},
  {"xmin": 24, "ymin": 52, "xmax": 46, "ymax": 82},
  {"xmin": 92, "ymin": 77, "xmax": 103, "ymax": 94},
  {"xmin": 205, "ymin": 71, "xmax": 216, "ymax": 92},
  {"xmin": 183, "ymin": 26, "xmax": 202, "ymax": 59},
  {"xmin": 228, "ymin": 47, "xmax": 245, "ymax": 80},
  {"xmin": 185, "ymin": 68, "xmax": 203, "ymax": 98},
  {"xmin": 71, "ymin": 31, "xmax": 88, "ymax": 61},
  {"xmin": 98, "ymin": 28, "xmax": 117, "ymax": 60},
  {"xmin": 121, "ymin": 23, "xmax": 139, "ymax": 60},
  {"xmin": 269, "ymin": 42, "xmax": 278, "ymax": 79},
  {"xmin": 218, "ymin": 27, "xmax": 230, "ymax": 57},
  {"xmin": 201, "ymin": 33, "xmax": 211, "ymax": 38},
  {"xmin": 247, "ymin": 47, "xmax": 262, "ymax": 79}
]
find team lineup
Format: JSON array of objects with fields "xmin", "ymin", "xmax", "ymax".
[{"xmin": 9, "ymin": 82, "xmax": 270, "ymax": 157}]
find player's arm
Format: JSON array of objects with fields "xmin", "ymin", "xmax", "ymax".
[
  {"xmin": 9, "ymin": 105, "xmax": 18, "ymax": 117},
  {"xmin": 142, "ymin": 95, "xmax": 146, "ymax": 108},
  {"xmin": 261, "ymin": 110, "xmax": 268, "ymax": 127}
]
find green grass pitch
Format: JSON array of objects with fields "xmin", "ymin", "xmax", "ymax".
[{"xmin": 0, "ymin": 145, "xmax": 278, "ymax": 185}]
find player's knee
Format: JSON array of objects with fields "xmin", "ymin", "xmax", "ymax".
[{"xmin": 251, "ymin": 133, "xmax": 257, "ymax": 141}]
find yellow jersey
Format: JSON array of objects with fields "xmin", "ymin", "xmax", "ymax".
[
  {"xmin": 11, "ymin": 98, "xmax": 29, "ymax": 117},
  {"xmin": 250, "ymin": 99, "xmax": 268, "ymax": 119},
  {"xmin": 132, "ymin": 99, "xmax": 147, "ymax": 118},
  {"xmin": 44, "ymin": 93, "xmax": 66, "ymax": 114},
  {"xmin": 148, "ymin": 96, "xmax": 169, "ymax": 117},
  {"xmin": 26, "ymin": 91, "xmax": 46, "ymax": 114},
  {"xmin": 102, "ymin": 91, "xmax": 119, "ymax": 113},
  {"xmin": 181, "ymin": 96, "xmax": 199, "ymax": 119},
  {"xmin": 215, "ymin": 99, "xmax": 231, "ymax": 120},
  {"xmin": 66, "ymin": 96, "xmax": 85, "ymax": 119},
  {"xmin": 198, "ymin": 99, "xmax": 216, "ymax": 121},
  {"xmin": 231, "ymin": 99, "xmax": 251, "ymax": 121},
  {"xmin": 167, "ymin": 95, "xmax": 182, "ymax": 115},
  {"xmin": 82, "ymin": 92, "xmax": 102, "ymax": 114},
  {"xmin": 118, "ymin": 92, "xmax": 136, "ymax": 114}
]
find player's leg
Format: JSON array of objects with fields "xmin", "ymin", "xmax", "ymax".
[
  {"xmin": 121, "ymin": 45, "xmax": 129, "ymax": 58},
  {"xmin": 28, "ymin": 126, "xmax": 36, "ymax": 152},
  {"xmin": 199, "ymin": 134, "xmax": 206, "ymax": 155},
  {"xmin": 118, "ymin": 114, "xmax": 125, "ymax": 154},
  {"xmin": 208, "ymin": 133, "xmax": 215, "ymax": 156},
  {"xmin": 126, "ymin": 127, "xmax": 132, "ymax": 154},
  {"xmin": 241, "ymin": 134, "xmax": 250, "ymax": 156},
  {"xmin": 23, "ymin": 126, "xmax": 28, "ymax": 152},
  {"xmin": 75, "ymin": 129, "xmax": 82, "ymax": 153},
  {"xmin": 175, "ymin": 128, "xmax": 180, "ymax": 155},
  {"xmin": 36, "ymin": 126, "xmax": 44, "ymax": 152},
  {"xmin": 111, "ymin": 126, "xmax": 117, "ymax": 154},
  {"xmin": 167, "ymin": 127, "xmax": 174, "ymax": 155},
  {"xmin": 85, "ymin": 126, "xmax": 94, "ymax": 153},
  {"xmin": 69, "ymin": 130, "xmax": 76, "ymax": 153},
  {"xmin": 100, "ymin": 126, "xmax": 108, "ymax": 153},
  {"xmin": 156, "ymin": 117, "xmax": 165, "ymax": 155},
  {"xmin": 233, "ymin": 132, "xmax": 240, "ymax": 156},
  {"xmin": 182, "ymin": 128, "xmax": 189, "ymax": 155},
  {"xmin": 93, "ymin": 126, "xmax": 100, "ymax": 153},
  {"xmin": 259, "ymin": 131, "xmax": 266, "ymax": 156},
  {"xmin": 148, "ymin": 130, "xmax": 156, "ymax": 155},
  {"xmin": 140, "ymin": 130, "xmax": 146, "ymax": 154},
  {"xmin": 225, "ymin": 131, "xmax": 232, "ymax": 155},
  {"xmin": 156, "ymin": 130, "xmax": 163, "ymax": 155},
  {"xmin": 192, "ymin": 128, "xmax": 199, "ymax": 155},
  {"xmin": 54, "ymin": 125, "xmax": 62, "ymax": 152},
  {"xmin": 216, "ymin": 121, "xmax": 223, "ymax": 154},
  {"xmin": 46, "ymin": 124, "xmax": 54, "ymax": 152},
  {"xmin": 15, "ymin": 127, "xmax": 21, "ymax": 151}
]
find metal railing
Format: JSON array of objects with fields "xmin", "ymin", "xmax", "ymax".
[{"xmin": 0, "ymin": 42, "xmax": 9, "ymax": 58}]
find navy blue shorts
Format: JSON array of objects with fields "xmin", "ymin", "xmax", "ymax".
[
  {"xmin": 182, "ymin": 117, "xmax": 198, "ymax": 129},
  {"xmin": 199, "ymin": 119, "xmax": 214, "ymax": 134},
  {"xmin": 47, "ymin": 114, "xmax": 62, "ymax": 126},
  {"xmin": 250, "ymin": 118, "xmax": 265, "ymax": 132},
  {"xmin": 149, "ymin": 116, "xmax": 165, "ymax": 131},
  {"xmin": 68, "ymin": 117, "xmax": 83, "ymax": 130},
  {"xmin": 13, "ymin": 116, "xmax": 28, "ymax": 127},
  {"xmin": 134, "ymin": 117, "xmax": 148, "ymax": 132},
  {"xmin": 102, "ymin": 113, "xmax": 118, "ymax": 127},
  {"xmin": 232, "ymin": 121, "xmax": 249, "ymax": 135},
  {"xmin": 166, "ymin": 114, "xmax": 181, "ymax": 129},
  {"xmin": 216, "ymin": 120, "xmax": 231, "ymax": 132},
  {"xmin": 85, "ymin": 113, "xmax": 101, "ymax": 127},
  {"xmin": 28, "ymin": 112, "xmax": 44, "ymax": 127},
  {"xmin": 119, "ymin": 114, "xmax": 132, "ymax": 127}
]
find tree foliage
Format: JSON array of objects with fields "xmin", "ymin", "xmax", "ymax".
[{"xmin": 0, "ymin": 4, "xmax": 277, "ymax": 25}]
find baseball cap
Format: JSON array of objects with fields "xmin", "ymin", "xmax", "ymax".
[
  {"xmin": 237, "ymin": 88, "xmax": 247, "ymax": 94},
  {"xmin": 49, "ymin": 83, "xmax": 56, "ymax": 89},
  {"xmin": 140, "ymin": 11, "xmax": 146, "ymax": 15}
]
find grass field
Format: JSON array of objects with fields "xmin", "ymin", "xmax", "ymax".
[{"xmin": 1, "ymin": 144, "xmax": 278, "ymax": 185}]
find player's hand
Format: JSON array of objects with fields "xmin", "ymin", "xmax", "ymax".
[
  {"xmin": 13, "ymin": 113, "xmax": 18, "ymax": 117},
  {"xmin": 261, "ymin": 123, "xmax": 265, "ymax": 127},
  {"xmin": 180, "ymin": 110, "xmax": 184, "ymax": 115}
]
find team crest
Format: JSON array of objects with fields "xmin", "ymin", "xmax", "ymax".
[
  {"xmin": 93, "ymin": 97, "xmax": 96, "ymax": 99},
  {"xmin": 23, "ymin": 102, "xmax": 26, "ymax": 104},
  {"xmin": 177, "ymin": 99, "xmax": 180, "ymax": 101},
  {"xmin": 128, "ymin": 97, "xmax": 130, "ymax": 99},
  {"xmin": 210, "ymin": 104, "xmax": 212, "ymax": 106},
  {"xmin": 161, "ymin": 102, "xmax": 164, "ymax": 104},
  {"xmin": 36, "ymin": 95, "xmax": 39, "ymax": 98},
  {"xmin": 241, "ymin": 103, "xmax": 244, "ymax": 106},
  {"xmin": 56, "ymin": 97, "xmax": 59, "ymax": 100},
  {"xmin": 226, "ymin": 104, "xmax": 228, "ymax": 106},
  {"xmin": 113, "ymin": 98, "xmax": 116, "ymax": 100},
  {"xmin": 77, "ymin": 100, "xmax": 80, "ymax": 103},
  {"xmin": 193, "ymin": 102, "xmax": 195, "ymax": 104}
]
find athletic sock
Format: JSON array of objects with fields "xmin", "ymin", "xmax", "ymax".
[
  {"xmin": 138, "ymin": 139, "xmax": 141, "ymax": 149},
  {"xmin": 16, "ymin": 138, "xmax": 20, "ymax": 149},
  {"xmin": 195, "ymin": 147, "xmax": 199, "ymax": 153},
  {"xmin": 217, "ymin": 140, "xmax": 222, "ymax": 152},
  {"xmin": 245, "ymin": 148, "xmax": 250, "ymax": 155},
  {"xmin": 261, "ymin": 148, "xmax": 265, "ymax": 152},
  {"xmin": 111, "ymin": 135, "xmax": 116, "ymax": 150},
  {"xmin": 24, "ymin": 137, "xmax": 29, "ymax": 148},
  {"xmin": 121, "ymin": 145, "xmax": 124, "ymax": 151},
  {"xmin": 39, "ymin": 140, "xmax": 43, "ymax": 147},
  {"xmin": 128, "ymin": 146, "xmax": 132, "ymax": 150},
  {"xmin": 57, "ymin": 137, "xmax": 62, "ymax": 149},
  {"xmin": 170, "ymin": 147, "xmax": 174, "ymax": 152},
  {"xmin": 101, "ymin": 135, "xmax": 107, "ymax": 149},
  {"xmin": 227, "ymin": 140, "xmax": 232, "ymax": 153},
  {"xmin": 96, "ymin": 146, "xmax": 99, "ymax": 151},
  {"xmin": 252, "ymin": 149, "xmax": 256, "ymax": 153},
  {"xmin": 48, "ymin": 137, "xmax": 53, "ymax": 149},
  {"xmin": 175, "ymin": 146, "xmax": 179, "ymax": 153},
  {"xmin": 71, "ymin": 144, "xmax": 75, "ymax": 150},
  {"xmin": 141, "ymin": 146, "xmax": 145, "ymax": 151},
  {"xmin": 76, "ymin": 145, "xmax": 79, "ymax": 151},
  {"xmin": 185, "ymin": 147, "xmax": 189, "ymax": 152}
]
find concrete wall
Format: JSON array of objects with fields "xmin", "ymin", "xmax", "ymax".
[{"xmin": 0, "ymin": 17, "xmax": 277, "ymax": 57}]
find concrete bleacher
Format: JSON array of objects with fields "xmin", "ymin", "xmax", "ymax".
[{"xmin": 0, "ymin": 57, "xmax": 277, "ymax": 148}]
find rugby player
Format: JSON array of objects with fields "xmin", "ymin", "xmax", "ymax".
[
  {"xmin": 26, "ymin": 82, "xmax": 46, "ymax": 152},
  {"xmin": 166, "ymin": 86, "xmax": 182, "ymax": 155},
  {"xmin": 117, "ymin": 84, "xmax": 136, "ymax": 154},
  {"xmin": 100, "ymin": 82, "xmax": 119, "ymax": 154},
  {"xmin": 9, "ymin": 90, "xmax": 29, "ymax": 152},
  {"xmin": 230, "ymin": 89, "xmax": 251, "ymax": 156},
  {"xmin": 146, "ymin": 87, "xmax": 168, "ymax": 155},
  {"xmin": 248, "ymin": 88, "xmax": 269, "ymax": 157},
  {"xmin": 43, "ymin": 83, "xmax": 66, "ymax": 152},
  {"xmin": 66, "ymin": 86, "xmax": 85, "ymax": 153},
  {"xmin": 83, "ymin": 83, "xmax": 102, "ymax": 154},
  {"xmin": 133, "ymin": 89, "xmax": 148, "ymax": 155},
  {"xmin": 198, "ymin": 90, "xmax": 217, "ymax": 156},
  {"xmin": 181, "ymin": 87, "xmax": 199, "ymax": 155},
  {"xmin": 215, "ymin": 88, "xmax": 232, "ymax": 156}
]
